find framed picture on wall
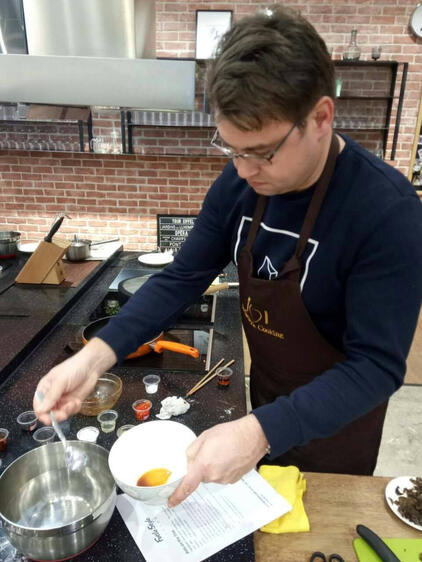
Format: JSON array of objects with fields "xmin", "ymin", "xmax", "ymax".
[{"xmin": 195, "ymin": 10, "xmax": 233, "ymax": 60}]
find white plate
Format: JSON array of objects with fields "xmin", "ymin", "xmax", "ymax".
[
  {"xmin": 138, "ymin": 252, "xmax": 174, "ymax": 266},
  {"xmin": 385, "ymin": 476, "xmax": 422, "ymax": 531},
  {"xmin": 18, "ymin": 242, "xmax": 40, "ymax": 254}
]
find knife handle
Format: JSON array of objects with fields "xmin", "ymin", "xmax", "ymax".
[
  {"xmin": 356, "ymin": 525, "xmax": 401, "ymax": 562},
  {"xmin": 44, "ymin": 215, "xmax": 65, "ymax": 243}
]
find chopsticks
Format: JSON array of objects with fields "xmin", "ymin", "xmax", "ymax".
[{"xmin": 186, "ymin": 358, "xmax": 235, "ymax": 397}]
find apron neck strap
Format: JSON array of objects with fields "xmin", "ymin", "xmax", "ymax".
[
  {"xmin": 244, "ymin": 133, "xmax": 339, "ymax": 267},
  {"xmin": 280, "ymin": 134, "xmax": 339, "ymax": 279},
  {"xmin": 245, "ymin": 194, "xmax": 267, "ymax": 251},
  {"xmin": 294, "ymin": 133, "xmax": 339, "ymax": 259}
]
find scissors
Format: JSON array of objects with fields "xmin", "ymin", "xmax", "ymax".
[{"xmin": 309, "ymin": 552, "xmax": 345, "ymax": 562}]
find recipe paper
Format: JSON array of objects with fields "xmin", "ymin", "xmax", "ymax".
[{"xmin": 116, "ymin": 469, "xmax": 291, "ymax": 562}]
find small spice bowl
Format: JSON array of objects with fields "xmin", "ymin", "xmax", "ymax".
[
  {"xmin": 0, "ymin": 428, "xmax": 9, "ymax": 451},
  {"xmin": 77, "ymin": 426, "xmax": 100, "ymax": 443},
  {"xmin": 217, "ymin": 367, "xmax": 233, "ymax": 388},
  {"xmin": 33, "ymin": 426, "xmax": 55, "ymax": 445},
  {"xmin": 17, "ymin": 410, "xmax": 38, "ymax": 432},
  {"xmin": 142, "ymin": 374, "xmax": 160, "ymax": 394},
  {"xmin": 97, "ymin": 409, "xmax": 118, "ymax": 433},
  {"xmin": 132, "ymin": 399, "xmax": 152, "ymax": 421},
  {"xmin": 117, "ymin": 424, "xmax": 135, "ymax": 438}
]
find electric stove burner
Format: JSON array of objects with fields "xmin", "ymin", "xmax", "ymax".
[{"xmin": 105, "ymin": 267, "xmax": 216, "ymax": 326}]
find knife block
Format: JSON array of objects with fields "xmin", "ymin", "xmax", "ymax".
[{"xmin": 15, "ymin": 238, "xmax": 70, "ymax": 284}]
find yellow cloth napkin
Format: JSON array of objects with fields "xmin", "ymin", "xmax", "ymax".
[{"xmin": 258, "ymin": 465, "xmax": 310, "ymax": 534}]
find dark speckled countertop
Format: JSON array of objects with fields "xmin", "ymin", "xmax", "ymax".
[{"xmin": 0, "ymin": 252, "xmax": 254, "ymax": 562}]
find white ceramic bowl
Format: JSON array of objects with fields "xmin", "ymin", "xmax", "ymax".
[{"xmin": 108, "ymin": 420, "xmax": 196, "ymax": 505}]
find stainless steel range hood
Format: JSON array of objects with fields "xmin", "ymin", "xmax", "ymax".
[
  {"xmin": 0, "ymin": 0, "xmax": 195, "ymax": 111},
  {"xmin": 23, "ymin": 0, "xmax": 155, "ymax": 58},
  {"xmin": 0, "ymin": 54, "xmax": 195, "ymax": 110}
]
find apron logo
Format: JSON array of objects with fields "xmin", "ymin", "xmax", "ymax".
[
  {"xmin": 241, "ymin": 297, "xmax": 285, "ymax": 340},
  {"xmin": 257, "ymin": 256, "xmax": 278, "ymax": 279}
]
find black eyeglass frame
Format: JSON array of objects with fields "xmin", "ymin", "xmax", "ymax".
[{"xmin": 210, "ymin": 121, "xmax": 298, "ymax": 164}]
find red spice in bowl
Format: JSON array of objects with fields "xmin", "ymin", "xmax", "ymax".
[{"xmin": 132, "ymin": 399, "xmax": 152, "ymax": 421}]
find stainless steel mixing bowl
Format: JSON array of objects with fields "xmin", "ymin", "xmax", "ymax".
[{"xmin": 0, "ymin": 441, "xmax": 116, "ymax": 561}]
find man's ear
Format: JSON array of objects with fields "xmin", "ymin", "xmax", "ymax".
[{"xmin": 309, "ymin": 96, "xmax": 335, "ymax": 139}]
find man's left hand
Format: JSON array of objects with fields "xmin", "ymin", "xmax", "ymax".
[{"xmin": 168, "ymin": 414, "xmax": 269, "ymax": 507}]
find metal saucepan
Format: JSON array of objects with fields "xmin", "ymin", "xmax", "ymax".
[
  {"xmin": 0, "ymin": 231, "xmax": 21, "ymax": 258},
  {"xmin": 0, "ymin": 441, "xmax": 116, "ymax": 561},
  {"xmin": 118, "ymin": 275, "xmax": 239, "ymax": 305},
  {"xmin": 66, "ymin": 236, "xmax": 120, "ymax": 261},
  {"xmin": 82, "ymin": 316, "xmax": 200, "ymax": 360}
]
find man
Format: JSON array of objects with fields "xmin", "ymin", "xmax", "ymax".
[{"xmin": 34, "ymin": 5, "xmax": 422, "ymax": 508}]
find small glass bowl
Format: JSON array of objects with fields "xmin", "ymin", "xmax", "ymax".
[
  {"xmin": 132, "ymin": 399, "xmax": 152, "ymax": 421},
  {"xmin": 33, "ymin": 426, "xmax": 55, "ymax": 445},
  {"xmin": 17, "ymin": 410, "xmax": 38, "ymax": 432},
  {"xmin": 0, "ymin": 428, "xmax": 9, "ymax": 451},
  {"xmin": 143, "ymin": 374, "xmax": 160, "ymax": 394},
  {"xmin": 80, "ymin": 372, "xmax": 122, "ymax": 416},
  {"xmin": 97, "ymin": 409, "xmax": 118, "ymax": 433},
  {"xmin": 217, "ymin": 367, "xmax": 233, "ymax": 388},
  {"xmin": 116, "ymin": 424, "xmax": 135, "ymax": 438}
]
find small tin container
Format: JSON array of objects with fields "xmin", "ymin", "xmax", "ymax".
[
  {"xmin": 217, "ymin": 367, "xmax": 233, "ymax": 388},
  {"xmin": 17, "ymin": 410, "xmax": 38, "ymax": 432},
  {"xmin": 33, "ymin": 426, "xmax": 55, "ymax": 445},
  {"xmin": 0, "ymin": 428, "xmax": 9, "ymax": 451},
  {"xmin": 132, "ymin": 399, "xmax": 152, "ymax": 421},
  {"xmin": 97, "ymin": 409, "xmax": 118, "ymax": 433},
  {"xmin": 142, "ymin": 374, "xmax": 160, "ymax": 394}
]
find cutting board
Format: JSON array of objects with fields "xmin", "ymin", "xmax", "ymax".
[
  {"xmin": 62, "ymin": 261, "xmax": 101, "ymax": 287},
  {"xmin": 354, "ymin": 537, "xmax": 422, "ymax": 561}
]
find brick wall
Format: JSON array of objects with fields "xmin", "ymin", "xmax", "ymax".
[
  {"xmin": 0, "ymin": 153, "xmax": 225, "ymax": 249},
  {"xmin": 1, "ymin": 0, "xmax": 421, "ymax": 248}
]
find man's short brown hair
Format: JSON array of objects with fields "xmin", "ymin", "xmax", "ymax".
[{"xmin": 206, "ymin": 5, "xmax": 335, "ymax": 131}]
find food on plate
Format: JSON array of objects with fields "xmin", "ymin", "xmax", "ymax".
[
  {"xmin": 137, "ymin": 468, "xmax": 172, "ymax": 487},
  {"xmin": 394, "ymin": 476, "xmax": 422, "ymax": 525}
]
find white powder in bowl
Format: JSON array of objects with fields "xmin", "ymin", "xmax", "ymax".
[{"xmin": 77, "ymin": 426, "xmax": 99, "ymax": 442}]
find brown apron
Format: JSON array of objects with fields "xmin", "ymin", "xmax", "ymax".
[{"xmin": 238, "ymin": 135, "xmax": 387, "ymax": 475}]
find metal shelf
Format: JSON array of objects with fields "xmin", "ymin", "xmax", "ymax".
[
  {"xmin": 334, "ymin": 60, "xmax": 399, "ymax": 67},
  {"xmin": 337, "ymin": 96, "xmax": 393, "ymax": 101},
  {"xmin": 334, "ymin": 60, "xmax": 407, "ymax": 160},
  {"xmin": 0, "ymin": 104, "xmax": 93, "ymax": 152}
]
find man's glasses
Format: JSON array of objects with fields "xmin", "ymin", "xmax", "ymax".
[{"xmin": 210, "ymin": 121, "xmax": 297, "ymax": 165}]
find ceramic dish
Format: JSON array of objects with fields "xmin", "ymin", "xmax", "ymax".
[
  {"xmin": 18, "ymin": 242, "xmax": 40, "ymax": 254},
  {"xmin": 138, "ymin": 252, "xmax": 174, "ymax": 267},
  {"xmin": 385, "ymin": 476, "xmax": 422, "ymax": 531},
  {"xmin": 108, "ymin": 420, "xmax": 196, "ymax": 504}
]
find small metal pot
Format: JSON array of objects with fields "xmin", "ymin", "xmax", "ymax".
[
  {"xmin": 66, "ymin": 237, "xmax": 120, "ymax": 261},
  {"xmin": 0, "ymin": 231, "xmax": 21, "ymax": 257},
  {"xmin": 0, "ymin": 441, "xmax": 116, "ymax": 561},
  {"xmin": 66, "ymin": 237, "xmax": 92, "ymax": 261}
]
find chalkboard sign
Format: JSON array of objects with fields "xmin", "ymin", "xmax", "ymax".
[{"xmin": 157, "ymin": 215, "xmax": 197, "ymax": 251}]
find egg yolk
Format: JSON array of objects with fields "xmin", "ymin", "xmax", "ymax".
[{"xmin": 137, "ymin": 468, "xmax": 172, "ymax": 487}]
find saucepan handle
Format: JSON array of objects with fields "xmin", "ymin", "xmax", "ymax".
[
  {"xmin": 90, "ymin": 238, "xmax": 120, "ymax": 247},
  {"xmin": 152, "ymin": 340, "xmax": 200, "ymax": 358}
]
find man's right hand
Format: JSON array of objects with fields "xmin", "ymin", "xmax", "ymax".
[{"xmin": 33, "ymin": 337, "xmax": 117, "ymax": 424}]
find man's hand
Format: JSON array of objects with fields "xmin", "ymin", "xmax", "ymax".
[
  {"xmin": 168, "ymin": 414, "xmax": 269, "ymax": 507},
  {"xmin": 33, "ymin": 337, "xmax": 117, "ymax": 424}
]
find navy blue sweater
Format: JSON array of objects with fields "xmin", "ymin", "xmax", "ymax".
[{"xmin": 98, "ymin": 136, "xmax": 422, "ymax": 457}]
